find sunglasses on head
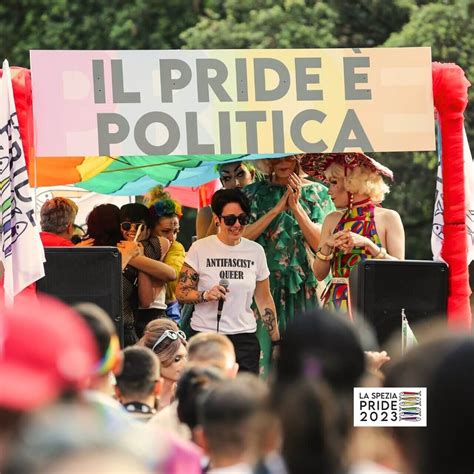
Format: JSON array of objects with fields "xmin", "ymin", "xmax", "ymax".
[
  {"xmin": 120, "ymin": 221, "xmax": 145, "ymax": 231},
  {"xmin": 151, "ymin": 329, "xmax": 186, "ymax": 352},
  {"xmin": 219, "ymin": 213, "xmax": 250, "ymax": 226}
]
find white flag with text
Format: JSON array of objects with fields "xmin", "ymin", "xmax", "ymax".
[{"xmin": 0, "ymin": 59, "xmax": 45, "ymax": 303}]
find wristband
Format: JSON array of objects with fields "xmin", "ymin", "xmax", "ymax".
[
  {"xmin": 316, "ymin": 248, "xmax": 334, "ymax": 261},
  {"xmin": 271, "ymin": 339, "xmax": 282, "ymax": 347}
]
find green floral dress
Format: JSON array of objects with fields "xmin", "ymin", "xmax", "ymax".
[{"xmin": 244, "ymin": 180, "xmax": 335, "ymax": 377}]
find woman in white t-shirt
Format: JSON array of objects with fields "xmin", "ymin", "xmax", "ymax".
[{"xmin": 176, "ymin": 189, "xmax": 280, "ymax": 374}]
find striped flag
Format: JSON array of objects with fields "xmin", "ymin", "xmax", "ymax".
[
  {"xmin": 401, "ymin": 309, "xmax": 417, "ymax": 355},
  {"xmin": 0, "ymin": 59, "xmax": 44, "ymax": 304}
]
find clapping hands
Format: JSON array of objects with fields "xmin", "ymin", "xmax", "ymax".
[
  {"xmin": 287, "ymin": 173, "xmax": 302, "ymax": 210},
  {"xmin": 273, "ymin": 189, "xmax": 290, "ymax": 214},
  {"xmin": 332, "ymin": 230, "xmax": 370, "ymax": 254}
]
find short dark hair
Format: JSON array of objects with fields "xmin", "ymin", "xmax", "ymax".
[
  {"xmin": 86, "ymin": 204, "xmax": 122, "ymax": 246},
  {"xmin": 384, "ymin": 333, "xmax": 466, "ymax": 474},
  {"xmin": 272, "ymin": 310, "xmax": 365, "ymax": 474},
  {"xmin": 211, "ymin": 189, "xmax": 251, "ymax": 217},
  {"xmin": 275, "ymin": 310, "xmax": 365, "ymax": 395},
  {"xmin": 422, "ymin": 339, "xmax": 474, "ymax": 474},
  {"xmin": 119, "ymin": 203, "xmax": 151, "ymax": 228},
  {"xmin": 73, "ymin": 303, "xmax": 116, "ymax": 360},
  {"xmin": 115, "ymin": 346, "xmax": 159, "ymax": 397},
  {"xmin": 176, "ymin": 365, "xmax": 224, "ymax": 430},
  {"xmin": 199, "ymin": 375, "xmax": 267, "ymax": 457}
]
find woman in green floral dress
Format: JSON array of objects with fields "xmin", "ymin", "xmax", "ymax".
[{"xmin": 243, "ymin": 155, "xmax": 335, "ymax": 377}]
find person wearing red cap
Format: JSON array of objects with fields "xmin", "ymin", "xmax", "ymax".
[
  {"xmin": 301, "ymin": 153, "xmax": 405, "ymax": 315},
  {"xmin": 0, "ymin": 296, "xmax": 98, "ymax": 466}
]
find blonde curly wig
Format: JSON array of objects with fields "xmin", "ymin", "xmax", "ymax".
[{"xmin": 325, "ymin": 163, "xmax": 390, "ymax": 203}]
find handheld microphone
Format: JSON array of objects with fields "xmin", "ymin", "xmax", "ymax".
[{"xmin": 216, "ymin": 278, "xmax": 229, "ymax": 333}]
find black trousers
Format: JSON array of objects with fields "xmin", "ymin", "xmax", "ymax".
[{"xmin": 189, "ymin": 328, "xmax": 260, "ymax": 375}]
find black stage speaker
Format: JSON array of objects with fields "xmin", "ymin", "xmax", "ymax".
[
  {"xmin": 349, "ymin": 260, "xmax": 448, "ymax": 346},
  {"xmin": 36, "ymin": 247, "xmax": 123, "ymax": 345}
]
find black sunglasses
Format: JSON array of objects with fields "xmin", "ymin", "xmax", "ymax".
[
  {"xmin": 120, "ymin": 221, "xmax": 145, "ymax": 231},
  {"xmin": 220, "ymin": 214, "xmax": 250, "ymax": 226}
]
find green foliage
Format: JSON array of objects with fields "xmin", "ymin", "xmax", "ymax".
[
  {"xmin": 328, "ymin": 0, "xmax": 415, "ymax": 47},
  {"xmin": 0, "ymin": 0, "xmax": 199, "ymax": 67},
  {"xmin": 1, "ymin": 0, "xmax": 471, "ymax": 259},
  {"xmin": 181, "ymin": 0, "xmax": 338, "ymax": 49},
  {"xmin": 385, "ymin": 1, "xmax": 474, "ymax": 142},
  {"xmin": 382, "ymin": 1, "xmax": 474, "ymax": 257},
  {"xmin": 378, "ymin": 152, "xmax": 437, "ymax": 259}
]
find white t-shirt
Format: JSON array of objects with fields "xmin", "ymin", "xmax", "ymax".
[
  {"xmin": 185, "ymin": 235, "xmax": 270, "ymax": 335},
  {"xmin": 147, "ymin": 286, "xmax": 167, "ymax": 310}
]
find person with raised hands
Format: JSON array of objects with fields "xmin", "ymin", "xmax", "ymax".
[
  {"xmin": 118, "ymin": 203, "xmax": 176, "ymax": 343},
  {"xmin": 242, "ymin": 154, "xmax": 334, "ymax": 377},
  {"xmin": 86, "ymin": 203, "xmax": 174, "ymax": 345}
]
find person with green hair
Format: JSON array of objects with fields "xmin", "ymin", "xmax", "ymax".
[
  {"xmin": 195, "ymin": 161, "xmax": 257, "ymax": 239},
  {"xmin": 143, "ymin": 187, "xmax": 186, "ymax": 324}
]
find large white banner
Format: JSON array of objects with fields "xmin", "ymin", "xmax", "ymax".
[{"xmin": 30, "ymin": 48, "xmax": 435, "ymax": 157}]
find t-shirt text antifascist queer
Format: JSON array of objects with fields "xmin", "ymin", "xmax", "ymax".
[{"xmin": 185, "ymin": 235, "xmax": 270, "ymax": 335}]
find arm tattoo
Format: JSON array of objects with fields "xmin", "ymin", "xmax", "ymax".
[
  {"xmin": 261, "ymin": 307, "xmax": 276, "ymax": 335},
  {"xmin": 177, "ymin": 263, "xmax": 202, "ymax": 303},
  {"xmin": 196, "ymin": 291, "xmax": 206, "ymax": 304}
]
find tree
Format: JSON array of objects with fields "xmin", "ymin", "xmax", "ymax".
[
  {"xmin": 0, "ymin": 0, "xmax": 199, "ymax": 67},
  {"xmin": 2, "ymin": 0, "xmax": 467, "ymax": 258},
  {"xmin": 328, "ymin": 0, "xmax": 414, "ymax": 47},
  {"xmin": 385, "ymin": 1, "xmax": 474, "ymax": 144},
  {"xmin": 381, "ymin": 1, "xmax": 474, "ymax": 258},
  {"xmin": 181, "ymin": 0, "xmax": 444, "ymax": 258},
  {"xmin": 378, "ymin": 151, "xmax": 437, "ymax": 259},
  {"xmin": 181, "ymin": 0, "xmax": 338, "ymax": 49}
]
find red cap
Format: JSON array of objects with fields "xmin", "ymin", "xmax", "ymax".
[{"xmin": 0, "ymin": 296, "xmax": 99, "ymax": 411}]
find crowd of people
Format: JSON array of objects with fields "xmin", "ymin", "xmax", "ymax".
[
  {"xmin": 2, "ymin": 152, "xmax": 470, "ymax": 473},
  {"xmin": 27, "ymin": 152, "xmax": 406, "ymax": 375},
  {"xmin": 1, "ymin": 295, "xmax": 472, "ymax": 474}
]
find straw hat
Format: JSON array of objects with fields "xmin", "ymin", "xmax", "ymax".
[{"xmin": 300, "ymin": 152, "xmax": 393, "ymax": 183}]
